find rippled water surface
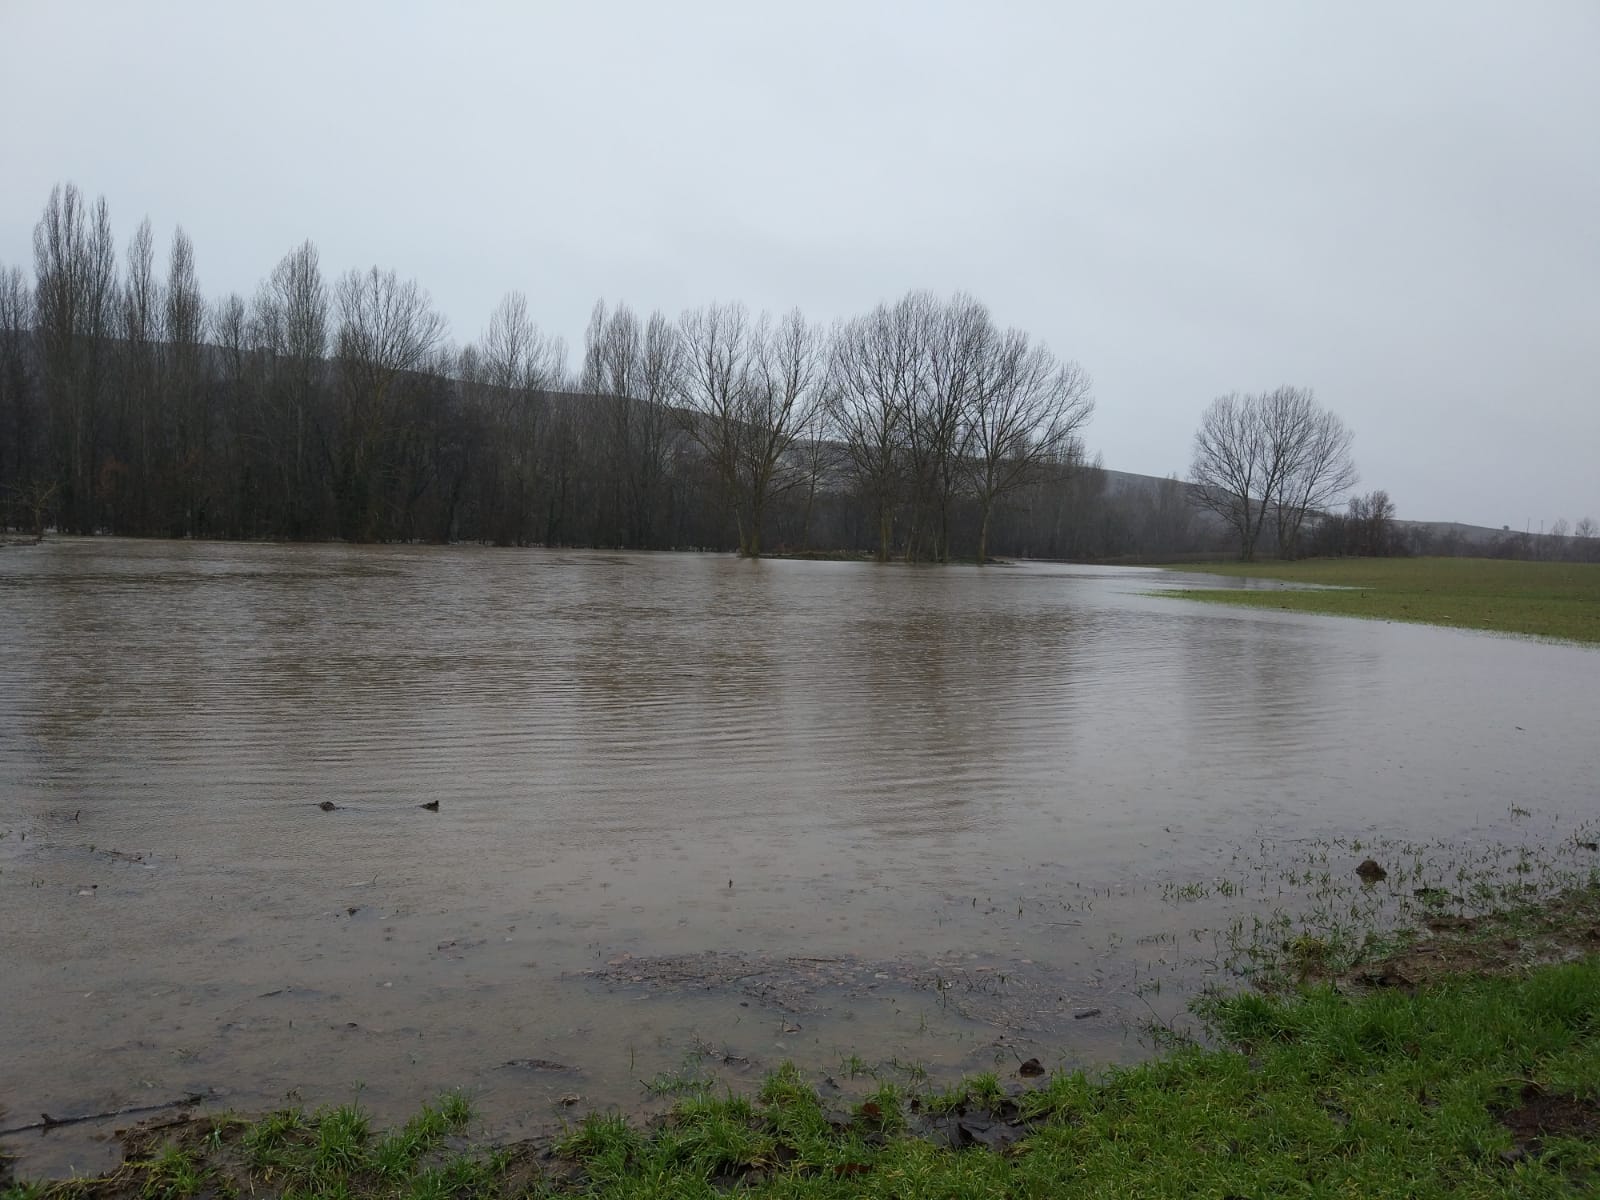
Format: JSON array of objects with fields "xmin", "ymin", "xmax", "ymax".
[{"xmin": 2, "ymin": 540, "xmax": 1596, "ymax": 1172}]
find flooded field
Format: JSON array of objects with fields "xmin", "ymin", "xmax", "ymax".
[{"xmin": 2, "ymin": 539, "xmax": 1597, "ymax": 1175}]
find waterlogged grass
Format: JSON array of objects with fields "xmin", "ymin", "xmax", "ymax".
[
  {"xmin": 1157, "ymin": 556, "xmax": 1600, "ymax": 643},
  {"xmin": 0, "ymin": 1093, "xmax": 483, "ymax": 1200},
  {"xmin": 8, "ymin": 945, "xmax": 1599, "ymax": 1198}
]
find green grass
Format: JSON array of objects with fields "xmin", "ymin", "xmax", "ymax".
[
  {"xmin": 1157, "ymin": 556, "xmax": 1600, "ymax": 643},
  {"xmin": 9, "ymin": 958, "xmax": 1598, "ymax": 1199}
]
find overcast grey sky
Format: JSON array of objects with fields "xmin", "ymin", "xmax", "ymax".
[{"xmin": 2, "ymin": 1, "xmax": 1596, "ymax": 529}]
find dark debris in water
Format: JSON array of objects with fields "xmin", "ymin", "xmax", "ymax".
[{"xmin": 576, "ymin": 950, "xmax": 1094, "ymax": 1033}]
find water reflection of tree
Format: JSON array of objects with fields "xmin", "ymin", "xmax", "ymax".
[
  {"xmin": 816, "ymin": 567, "xmax": 1086, "ymax": 839},
  {"xmin": 1175, "ymin": 616, "xmax": 1372, "ymax": 792}
]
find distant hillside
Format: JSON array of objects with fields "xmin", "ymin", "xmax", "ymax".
[{"xmin": 1095, "ymin": 465, "xmax": 1531, "ymax": 557}]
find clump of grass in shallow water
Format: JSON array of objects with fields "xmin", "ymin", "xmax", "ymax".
[{"xmin": 12, "ymin": 1091, "xmax": 484, "ymax": 1200}]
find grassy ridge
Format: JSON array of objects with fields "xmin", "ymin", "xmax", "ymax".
[{"xmin": 1157, "ymin": 557, "xmax": 1600, "ymax": 643}]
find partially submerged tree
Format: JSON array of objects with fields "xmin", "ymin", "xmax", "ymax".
[
  {"xmin": 333, "ymin": 267, "xmax": 446, "ymax": 540},
  {"xmin": 476, "ymin": 290, "xmax": 562, "ymax": 544},
  {"xmin": 33, "ymin": 184, "xmax": 118, "ymax": 534},
  {"xmin": 675, "ymin": 304, "xmax": 823, "ymax": 557},
  {"xmin": 965, "ymin": 327, "xmax": 1094, "ymax": 564},
  {"xmin": 826, "ymin": 304, "xmax": 915, "ymax": 561},
  {"xmin": 7, "ymin": 182, "xmax": 1133, "ymax": 557},
  {"xmin": 909, "ymin": 292, "xmax": 990, "ymax": 562},
  {"xmin": 583, "ymin": 301, "xmax": 679, "ymax": 547},
  {"xmin": 0, "ymin": 265, "xmax": 39, "ymax": 531},
  {"xmin": 253, "ymin": 240, "xmax": 331, "ymax": 536},
  {"xmin": 165, "ymin": 227, "xmax": 208, "ymax": 534}
]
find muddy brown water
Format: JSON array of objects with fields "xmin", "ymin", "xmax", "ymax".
[{"xmin": 2, "ymin": 540, "xmax": 1597, "ymax": 1176}]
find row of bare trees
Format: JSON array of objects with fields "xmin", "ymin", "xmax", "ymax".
[
  {"xmin": 665, "ymin": 292, "xmax": 1094, "ymax": 561},
  {"xmin": 1473, "ymin": 517, "xmax": 1600, "ymax": 563},
  {"xmin": 2, "ymin": 185, "xmax": 1113, "ymax": 561},
  {"xmin": 1301, "ymin": 489, "xmax": 1398, "ymax": 557}
]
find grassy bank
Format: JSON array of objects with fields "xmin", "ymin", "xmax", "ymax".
[
  {"xmin": 1156, "ymin": 557, "xmax": 1600, "ymax": 643},
  {"xmin": 7, "ymin": 884, "xmax": 1597, "ymax": 1199}
]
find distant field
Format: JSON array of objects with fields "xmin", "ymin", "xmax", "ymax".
[{"xmin": 1158, "ymin": 557, "xmax": 1600, "ymax": 644}]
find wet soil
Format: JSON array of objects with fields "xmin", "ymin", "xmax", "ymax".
[
  {"xmin": 1345, "ymin": 885, "xmax": 1600, "ymax": 992},
  {"xmin": 1495, "ymin": 1083, "xmax": 1600, "ymax": 1161}
]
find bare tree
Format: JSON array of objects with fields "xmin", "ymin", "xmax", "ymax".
[
  {"xmin": 675, "ymin": 303, "xmax": 822, "ymax": 556},
  {"xmin": 676, "ymin": 302, "xmax": 752, "ymax": 550},
  {"xmin": 209, "ymin": 291, "xmax": 254, "ymax": 533},
  {"xmin": 583, "ymin": 300, "xmax": 646, "ymax": 545},
  {"xmin": 1190, "ymin": 386, "xmax": 1355, "ymax": 561},
  {"xmin": 793, "ymin": 404, "xmax": 840, "ymax": 552},
  {"xmin": 116, "ymin": 219, "xmax": 160, "ymax": 529},
  {"xmin": 1190, "ymin": 393, "xmax": 1271, "ymax": 561},
  {"xmin": 477, "ymin": 290, "xmax": 561, "ymax": 544},
  {"xmin": 485, "ymin": 291, "xmax": 562, "ymax": 392},
  {"xmin": 581, "ymin": 301, "xmax": 680, "ymax": 546},
  {"xmin": 741, "ymin": 309, "xmax": 826, "ymax": 556},
  {"xmin": 887, "ymin": 291, "xmax": 942, "ymax": 560},
  {"xmin": 1574, "ymin": 516, "xmax": 1598, "ymax": 563},
  {"xmin": 910, "ymin": 292, "xmax": 987, "ymax": 561},
  {"xmin": 1345, "ymin": 488, "xmax": 1396, "ymax": 555},
  {"xmin": 253, "ymin": 241, "xmax": 330, "ymax": 535},
  {"xmin": 964, "ymin": 327, "xmax": 1094, "ymax": 564},
  {"xmin": 826, "ymin": 304, "xmax": 916, "ymax": 561},
  {"xmin": 33, "ymin": 184, "xmax": 118, "ymax": 533},
  {"xmin": 333, "ymin": 266, "xmax": 446, "ymax": 540},
  {"xmin": 0, "ymin": 265, "xmax": 39, "ymax": 532},
  {"xmin": 635, "ymin": 310, "xmax": 682, "ymax": 547},
  {"xmin": 1548, "ymin": 517, "xmax": 1570, "ymax": 560},
  {"xmin": 1267, "ymin": 388, "xmax": 1357, "ymax": 557},
  {"xmin": 165, "ymin": 227, "xmax": 208, "ymax": 533}
]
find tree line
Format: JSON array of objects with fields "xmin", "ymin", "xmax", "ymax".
[
  {"xmin": 16, "ymin": 184, "xmax": 1564, "ymax": 565},
  {"xmin": 3, "ymin": 184, "xmax": 1152, "ymax": 561}
]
